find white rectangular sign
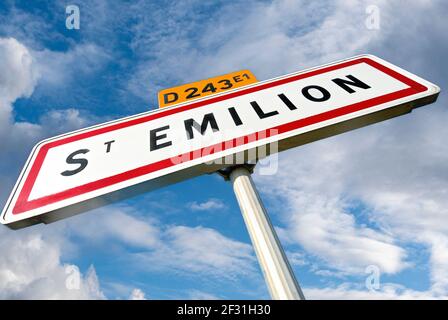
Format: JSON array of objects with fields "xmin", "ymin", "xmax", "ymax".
[{"xmin": 1, "ymin": 55, "xmax": 440, "ymax": 229}]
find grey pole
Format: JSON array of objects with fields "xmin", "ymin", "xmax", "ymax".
[{"xmin": 227, "ymin": 166, "xmax": 305, "ymax": 300}]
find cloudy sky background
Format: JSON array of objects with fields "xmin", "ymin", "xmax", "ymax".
[{"xmin": 0, "ymin": 0, "xmax": 447, "ymax": 299}]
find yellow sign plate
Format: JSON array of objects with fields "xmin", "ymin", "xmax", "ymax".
[{"xmin": 158, "ymin": 70, "xmax": 258, "ymax": 108}]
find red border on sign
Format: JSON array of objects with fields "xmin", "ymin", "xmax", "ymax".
[{"xmin": 12, "ymin": 57, "xmax": 428, "ymax": 214}]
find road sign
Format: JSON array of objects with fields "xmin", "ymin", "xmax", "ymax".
[
  {"xmin": 2, "ymin": 55, "xmax": 440, "ymax": 229},
  {"xmin": 158, "ymin": 70, "xmax": 258, "ymax": 108}
]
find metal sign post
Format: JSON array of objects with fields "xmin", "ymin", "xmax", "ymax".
[{"xmin": 219, "ymin": 165, "xmax": 305, "ymax": 300}]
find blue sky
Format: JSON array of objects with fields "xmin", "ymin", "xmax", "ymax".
[{"xmin": 0, "ymin": 0, "xmax": 447, "ymax": 299}]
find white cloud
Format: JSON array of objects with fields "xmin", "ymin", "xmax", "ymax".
[
  {"xmin": 287, "ymin": 251, "xmax": 308, "ymax": 267},
  {"xmin": 0, "ymin": 37, "xmax": 39, "ymax": 104},
  {"xmin": 188, "ymin": 199, "xmax": 226, "ymax": 211},
  {"xmin": 129, "ymin": 288, "xmax": 146, "ymax": 300},
  {"xmin": 305, "ymin": 283, "xmax": 448, "ymax": 300},
  {"xmin": 144, "ymin": 225, "xmax": 255, "ymax": 278},
  {"xmin": 67, "ymin": 207, "xmax": 160, "ymax": 249},
  {"xmin": 0, "ymin": 38, "xmax": 40, "ymax": 170},
  {"xmin": 274, "ymin": 190, "xmax": 407, "ymax": 274},
  {"xmin": 0, "ymin": 226, "xmax": 104, "ymax": 299},
  {"xmin": 61, "ymin": 205, "xmax": 256, "ymax": 281},
  {"xmin": 32, "ymin": 43, "xmax": 111, "ymax": 87},
  {"xmin": 187, "ymin": 289, "xmax": 220, "ymax": 300}
]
